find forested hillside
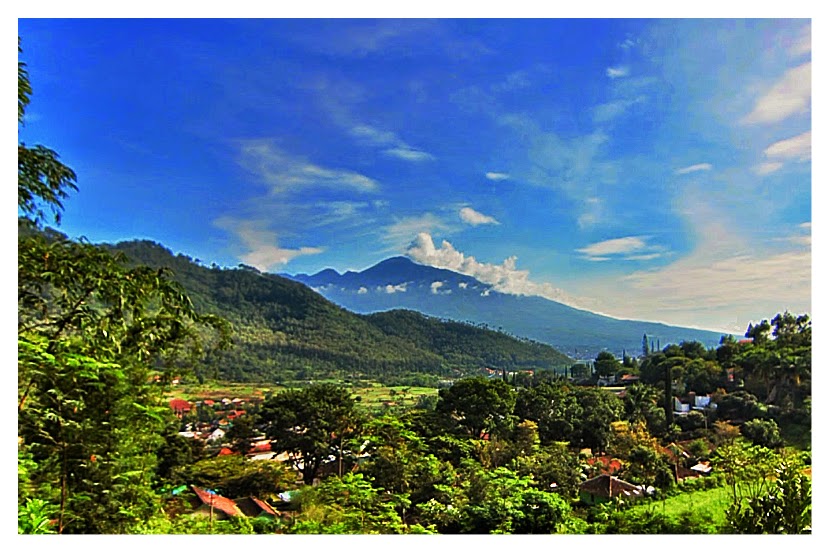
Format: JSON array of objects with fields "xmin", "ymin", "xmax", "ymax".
[{"xmin": 100, "ymin": 239, "xmax": 573, "ymax": 383}]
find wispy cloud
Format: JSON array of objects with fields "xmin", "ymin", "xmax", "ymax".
[
  {"xmin": 763, "ymin": 130, "xmax": 811, "ymax": 162},
  {"xmin": 406, "ymin": 232, "xmax": 588, "ymax": 307},
  {"xmin": 349, "ymin": 123, "xmax": 434, "ymax": 162},
  {"xmin": 592, "ymin": 96, "xmax": 645, "ymax": 124},
  {"xmin": 214, "ymin": 217, "xmax": 323, "ymax": 271},
  {"xmin": 459, "ymin": 207, "xmax": 499, "ymax": 226},
  {"xmin": 383, "ymin": 147, "xmax": 434, "ymax": 161},
  {"xmin": 571, "ymin": 200, "xmax": 811, "ymax": 333},
  {"xmin": 237, "ymin": 140, "xmax": 379, "ymax": 194},
  {"xmin": 753, "ymin": 162, "xmax": 784, "ymax": 176},
  {"xmin": 674, "ymin": 163, "xmax": 713, "ymax": 175},
  {"xmin": 485, "ymin": 172, "xmax": 510, "ymax": 181},
  {"xmin": 788, "ymin": 23, "xmax": 811, "ymax": 57},
  {"xmin": 741, "ymin": 62, "xmax": 811, "ymax": 125},
  {"xmin": 606, "ymin": 65, "xmax": 630, "ymax": 79},
  {"xmin": 577, "ymin": 236, "xmax": 665, "ymax": 261}
]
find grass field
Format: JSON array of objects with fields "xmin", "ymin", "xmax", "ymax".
[
  {"xmin": 628, "ymin": 484, "xmax": 733, "ymax": 527},
  {"xmin": 167, "ymin": 380, "xmax": 438, "ymax": 410}
]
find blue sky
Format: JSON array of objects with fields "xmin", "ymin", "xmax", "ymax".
[{"xmin": 17, "ymin": 17, "xmax": 812, "ymax": 334}]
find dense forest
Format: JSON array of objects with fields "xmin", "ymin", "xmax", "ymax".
[{"xmin": 17, "ymin": 40, "xmax": 811, "ymax": 535}]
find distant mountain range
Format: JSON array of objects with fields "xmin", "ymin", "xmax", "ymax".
[{"xmin": 289, "ymin": 256, "xmax": 732, "ymax": 360}]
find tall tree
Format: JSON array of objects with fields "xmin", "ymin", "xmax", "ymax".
[
  {"xmin": 18, "ymin": 40, "xmax": 228, "ymax": 533},
  {"xmin": 260, "ymin": 383, "xmax": 360, "ymax": 485},
  {"xmin": 436, "ymin": 377, "xmax": 517, "ymax": 439}
]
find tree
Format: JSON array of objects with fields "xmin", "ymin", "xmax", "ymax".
[
  {"xmin": 574, "ymin": 387, "xmax": 624, "ymax": 453},
  {"xmin": 359, "ymin": 415, "xmax": 450, "ymax": 519},
  {"xmin": 740, "ymin": 419, "xmax": 783, "ymax": 449},
  {"xmin": 18, "ymin": 40, "xmax": 77, "ymax": 226},
  {"xmin": 594, "ymin": 351, "xmax": 621, "ymax": 378},
  {"xmin": 18, "ymin": 234, "xmax": 228, "ymax": 533},
  {"xmin": 18, "ymin": 41, "xmax": 228, "ymax": 533},
  {"xmin": 436, "ymin": 377, "xmax": 517, "ymax": 439},
  {"xmin": 260, "ymin": 383, "xmax": 360, "ymax": 485}
]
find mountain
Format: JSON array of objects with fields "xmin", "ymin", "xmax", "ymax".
[
  {"xmin": 102, "ymin": 240, "xmax": 573, "ymax": 383},
  {"xmin": 290, "ymin": 256, "xmax": 732, "ymax": 360}
]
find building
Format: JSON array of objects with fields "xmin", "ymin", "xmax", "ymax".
[{"xmin": 579, "ymin": 474, "xmax": 647, "ymax": 505}]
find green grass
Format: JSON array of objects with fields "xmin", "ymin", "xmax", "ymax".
[
  {"xmin": 629, "ymin": 484, "xmax": 733, "ymax": 527},
  {"xmin": 167, "ymin": 380, "xmax": 438, "ymax": 411}
]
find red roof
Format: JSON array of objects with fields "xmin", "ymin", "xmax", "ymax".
[
  {"xmin": 249, "ymin": 497, "xmax": 277, "ymax": 516},
  {"xmin": 169, "ymin": 399, "xmax": 192, "ymax": 412},
  {"xmin": 250, "ymin": 441, "xmax": 272, "ymax": 453},
  {"xmin": 218, "ymin": 447, "xmax": 234, "ymax": 456},
  {"xmin": 203, "ymin": 399, "xmax": 215, "ymax": 406},
  {"xmin": 191, "ymin": 486, "xmax": 243, "ymax": 517}
]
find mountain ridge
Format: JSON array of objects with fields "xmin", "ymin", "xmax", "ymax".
[{"xmin": 289, "ymin": 256, "xmax": 733, "ymax": 360}]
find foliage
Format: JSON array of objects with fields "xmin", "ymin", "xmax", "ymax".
[
  {"xmin": 18, "ymin": 498, "xmax": 58, "ymax": 535},
  {"xmin": 725, "ymin": 459, "xmax": 811, "ymax": 534},
  {"xmin": 176, "ymin": 455, "xmax": 292, "ymax": 499},
  {"xmin": 594, "ymin": 351, "xmax": 621, "ymax": 377},
  {"xmin": 287, "ymin": 473, "xmax": 416, "ymax": 534},
  {"xmin": 741, "ymin": 418, "xmax": 783, "ymax": 449},
  {"xmin": 417, "ymin": 461, "xmax": 575, "ymax": 534},
  {"xmin": 436, "ymin": 377, "xmax": 517, "ymax": 439},
  {"xmin": 261, "ymin": 383, "xmax": 360, "ymax": 484}
]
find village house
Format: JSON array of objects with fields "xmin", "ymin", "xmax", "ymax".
[
  {"xmin": 579, "ymin": 474, "xmax": 649, "ymax": 505},
  {"xmin": 169, "ymin": 398, "xmax": 192, "ymax": 418}
]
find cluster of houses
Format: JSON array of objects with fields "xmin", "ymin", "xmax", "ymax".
[
  {"xmin": 167, "ymin": 384, "xmax": 718, "ymax": 517},
  {"xmin": 170, "ymin": 396, "xmax": 258, "ymax": 442}
]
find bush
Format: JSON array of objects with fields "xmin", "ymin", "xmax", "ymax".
[{"xmin": 741, "ymin": 419, "xmax": 783, "ymax": 449}]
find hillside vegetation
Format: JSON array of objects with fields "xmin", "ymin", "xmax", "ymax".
[{"xmin": 106, "ymin": 239, "xmax": 573, "ymax": 383}]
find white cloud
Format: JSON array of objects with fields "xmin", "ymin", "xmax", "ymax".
[
  {"xmin": 214, "ymin": 217, "xmax": 323, "ymax": 271},
  {"xmin": 674, "ymin": 163, "xmax": 713, "ymax": 175},
  {"xmin": 571, "ymin": 201, "xmax": 811, "ymax": 333},
  {"xmin": 485, "ymin": 172, "xmax": 510, "ymax": 181},
  {"xmin": 577, "ymin": 236, "xmax": 666, "ymax": 262},
  {"xmin": 406, "ymin": 232, "xmax": 587, "ymax": 307},
  {"xmin": 763, "ymin": 130, "xmax": 811, "ymax": 161},
  {"xmin": 431, "ymin": 281, "xmax": 451, "ymax": 295},
  {"xmin": 459, "ymin": 207, "xmax": 499, "ymax": 226},
  {"xmin": 606, "ymin": 66, "xmax": 630, "ymax": 79},
  {"xmin": 753, "ymin": 162, "xmax": 784, "ymax": 175},
  {"xmin": 357, "ymin": 286, "xmax": 368, "ymax": 294},
  {"xmin": 382, "ymin": 283, "xmax": 408, "ymax": 294},
  {"xmin": 383, "ymin": 214, "xmax": 452, "ymax": 251},
  {"xmin": 237, "ymin": 140, "xmax": 379, "ymax": 194},
  {"xmin": 577, "ymin": 236, "xmax": 646, "ymax": 256},
  {"xmin": 383, "ymin": 147, "xmax": 435, "ymax": 161},
  {"xmin": 741, "ymin": 62, "xmax": 811, "ymax": 125}
]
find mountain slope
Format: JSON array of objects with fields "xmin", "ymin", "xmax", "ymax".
[
  {"xmin": 290, "ymin": 257, "xmax": 731, "ymax": 359},
  {"xmin": 106, "ymin": 240, "xmax": 573, "ymax": 382}
]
